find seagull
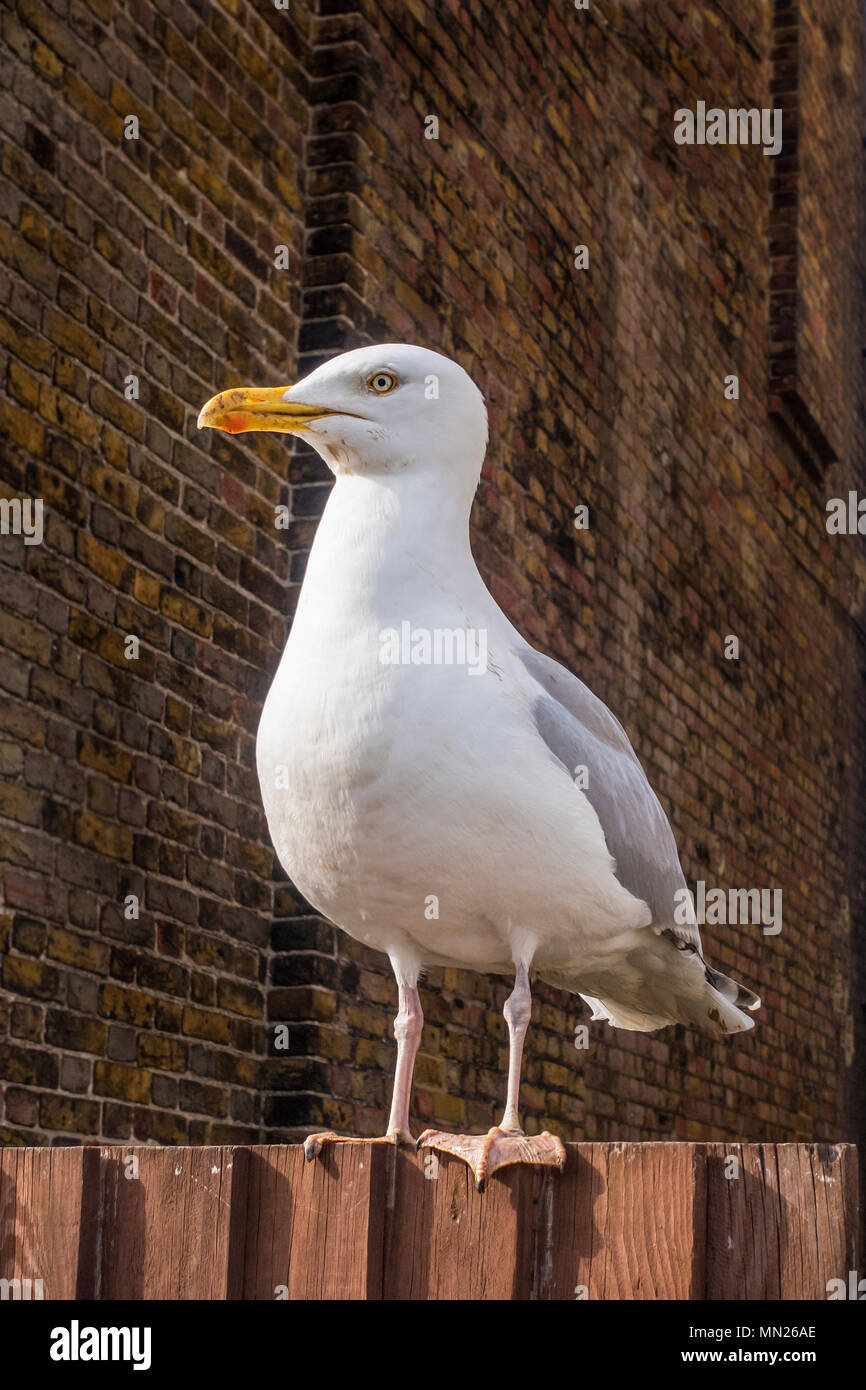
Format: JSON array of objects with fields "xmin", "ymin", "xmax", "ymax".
[{"xmin": 198, "ymin": 344, "xmax": 760, "ymax": 1190}]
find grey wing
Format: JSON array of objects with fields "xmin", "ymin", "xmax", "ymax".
[{"xmin": 518, "ymin": 645, "xmax": 703, "ymax": 955}]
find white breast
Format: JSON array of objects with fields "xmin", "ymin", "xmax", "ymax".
[{"xmin": 255, "ymin": 474, "xmax": 645, "ymax": 971}]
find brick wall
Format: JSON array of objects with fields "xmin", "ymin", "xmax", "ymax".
[
  {"xmin": 0, "ymin": 0, "xmax": 312, "ymax": 1144},
  {"xmin": 2, "ymin": 0, "xmax": 865, "ymax": 1157},
  {"xmin": 265, "ymin": 0, "xmax": 866, "ymax": 1150}
]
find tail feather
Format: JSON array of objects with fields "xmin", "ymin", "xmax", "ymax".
[
  {"xmin": 576, "ymin": 993, "xmax": 674, "ymax": 1033},
  {"xmin": 544, "ymin": 954, "xmax": 761, "ymax": 1037}
]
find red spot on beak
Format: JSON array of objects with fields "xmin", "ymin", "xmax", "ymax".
[{"xmin": 224, "ymin": 414, "xmax": 250, "ymax": 433}]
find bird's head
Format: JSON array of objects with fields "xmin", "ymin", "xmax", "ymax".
[{"xmin": 197, "ymin": 343, "xmax": 488, "ymax": 484}]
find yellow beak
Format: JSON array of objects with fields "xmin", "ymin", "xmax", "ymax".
[{"xmin": 197, "ymin": 384, "xmax": 345, "ymax": 435}]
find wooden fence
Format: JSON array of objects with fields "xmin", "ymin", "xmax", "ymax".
[{"xmin": 0, "ymin": 1141, "xmax": 858, "ymax": 1299}]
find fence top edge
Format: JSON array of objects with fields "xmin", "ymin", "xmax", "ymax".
[{"xmin": 4, "ymin": 1139, "xmax": 859, "ymax": 1158}]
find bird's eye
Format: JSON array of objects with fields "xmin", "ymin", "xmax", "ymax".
[{"xmin": 367, "ymin": 370, "xmax": 397, "ymax": 394}]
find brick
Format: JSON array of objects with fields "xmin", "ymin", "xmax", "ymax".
[
  {"xmin": 0, "ymin": 1042, "xmax": 58, "ymax": 1088},
  {"xmin": 3, "ymin": 956, "xmax": 62, "ymax": 1001},
  {"xmin": 45, "ymin": 925, "xmax": 110, "ymax": 975},
  {"xmin": 77, "ymin": 732, "xmax": 135, "ymax": 782},
  {"xmin": 182, "ymin": 1006, "xmax": 232, "ymax": 1045},
  {"xmin": 5, "ymin": 1087, "xmax": 39, "ymax": 1126},
  {"xmin": 217, "ymin": 978, "xmax": 262, "ymax": 1018},
  {"xmin": 94, "ymin": 1060, "xmax": 152, "ymax": 1103},
  {"xmin": 60, "ymin": 1055, "xmax": 93, "ymax": 1093},
  {"xmin": 10, "ymin": 1002, "xmax": 43, "ymax": 1041},
  {"xmin": 39, "ymin": 1095, "xmax": 101, "ymax": 1133},
  {"xmin": 45, "ymin": 1010, "xmax": 107, "ymax": 1054},
  {"xmin": 0, "ymin": 395, "xmax": 45, "ymax": 452},
  {"xmin": 73, "ymin": 811, "xmax": 133, "ymax": 860},
  {"xmin": 43, "ymin": 307, "xmax": 103, "ymax": 371},
  {"xmin": 137, "ymin": 1035, "xmax": 187, "ymax": 1072},
  {"xmin": 99, "ymin": 983, "xmax": 153, "ymax": 1027}
]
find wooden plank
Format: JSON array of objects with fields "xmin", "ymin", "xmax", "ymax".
[
  {"xmin": 822, "ymin": 1143, "xmax": 860, "ymax": 1282},
  {"xmin": 704, "ymin": 1142, "xmax": 757, "ymax": 1298},
  {"xmin": 705, "ymin": 1142, "xmax": 859, "ymax": 1299},
  {"xmin": 776, "ymin": 1145, "xmax": 828, "ymax": 1299},
  {"xmin": 0, "ymin": 1145, "xmax": 100, "ymax": 1300},
  {"xmin": 96, "ymin": 1146, "xmax": 240, "ymax": 1299},
  {"xmin": 232, "ymin": 1143, "xmax": 387, "ymax": 1300},
  {"xmin": 538, "ymin": 1142, "xmax": 706, "ymax": 1300},
  {"xmin": 383, "ymin": 1145, "xmax": 538, "ymax": 1299},
  {"xmin": 777, "ymin": 1144, "xmax": 859, "ymax": 1299},
  {"xmin": 532, "ymin": 1142, "xmax": 606, "ymax": 1300}
]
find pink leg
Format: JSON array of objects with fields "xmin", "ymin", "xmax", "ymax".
[
  {"xmin": 385, "ymin": 978, "xmax": 423, "ymax": 1140},
  {"xmin": 418, "ymin": 959, "xmax": 565, "ymax": 1190},
  {"xmin": 499, "ymin": 959, "xmax": 532, "ymax": 1133},
  {"xmin": 304, "ymin": 966, "xmax": 422, "ymax": 1161}
]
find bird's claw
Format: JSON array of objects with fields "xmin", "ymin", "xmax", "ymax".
[
  {"xmin": 303, "ymin": 1129, "xmax": 414, "ymax": 1162},
  {"xmin": 304, "ymin": 1131, "xmax": 340, "ymax": 1162},
  {"xmin": 417, "ymin": 1126, "xmax": 567, "ymax": 1190}
]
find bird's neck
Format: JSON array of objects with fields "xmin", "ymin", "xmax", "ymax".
[{"xmin": 311, "ymin": 470, "xmax": 478, "ymax": 578}]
